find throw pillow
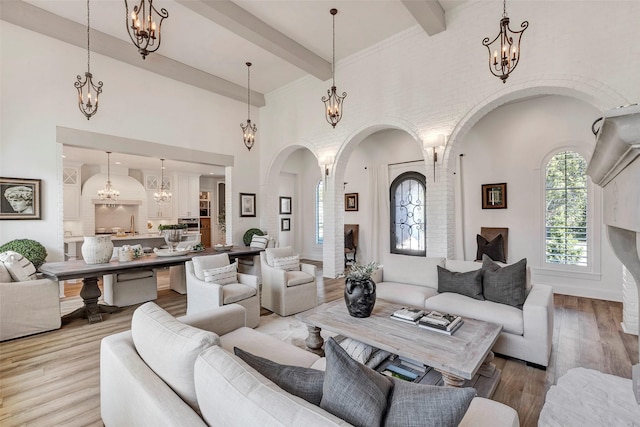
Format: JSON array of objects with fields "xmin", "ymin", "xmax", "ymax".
[
  {"xmin": 203, "ymin": 261, "xmax": 238, "ymax": 285},
  {"xmin": 482, "ymin": 255, "xmax": 527, "ymax": 309},
  {"xmin": 320, "ymin": 338, "xmax": 393, "ymax": 427},
  {"xmin": 475, "ymin": 234, "xmax": 506, "ymax": 263},
  {"xmin": 192, "ymin": 253, "xmax": 231, "ymax": 280},
  {"xmin": 384, "ymin": 378, "xmax": 476, "ymax": 427},
  {"xmin": 338, "ymin": 337, "xmax": 375, "ymax": 365},
  {"xmin": 0, "ymin": 261, "xmax": 13, "ymax": 282},
  {"xmin": 345, "ymin": 230, "xmax": 355, "ymax": 250},
  {"xmin": 0, "ymin": 251, "xmax": 37, "ymax": 281},
  {"xmin": 273, "ymin": 255, "xmax": 300, "ymax": 272},
  {"xmin": 249, "ymin": 235, "xmax": 269, "ymax": 249},
  {"xmin": 437, "ymin": 266, "xmax": 484, "ymax": 301},
  {"xmin": 233, "ymin": 347, "xmax": 324, "ymax": 406},
  {"xmin": 265, "ymin": 247, "xmax": 294, "ymax": 266}
]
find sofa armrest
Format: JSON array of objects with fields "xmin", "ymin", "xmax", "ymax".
[
  {"xmin": 300, "ymin": 263, "xmax": 317, "ymax": 277},
  {"xmin": 522, "ymin": 283, "xmax": 554, "ymax": 363},
  {"xmin": 459, "ymin": 397, "xmax": 519, "ymax": 427},
  {"xmin": 178, "ymin": 304, "xmax": 247, "ymax": 335},
  {"xmin": 371, "ymin": 266, "xmax": 383, "ymax": 284},
  {"xmin": 186, "ymin": 261, "xmax": 223, "ymax": 314},
  {"xmin": 260, "ymin": 253, "xmax": 287, "ymax": 286},
  {"xmin": 237, "ymin": 272, "xmax": 259, "ymax": 290}
]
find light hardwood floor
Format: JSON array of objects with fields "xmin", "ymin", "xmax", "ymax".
[{"xmin": 0, "ymin": 265, "xmax": 637, "ymax": 427}]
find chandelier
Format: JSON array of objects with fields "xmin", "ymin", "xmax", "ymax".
[
  {"xmin": 321, "ymin": 8, "xmax": 346, "ymax": 128},
  {"xmin": 240, "ymin": 62, "xmax": 257, "ymax": 151},
  {"xmin": 124, "ymin": 0, "xmax": 169, "ymax": 59},
  {"xmin": 482, "ymin": 0, "xmax": 528, "ymax": 83},
  {"xmin": 154, "ymin": 159, "xmax": 172, "ymax": 205},
  {"xmin": 74, "ymin": 0, "xmax": 103, "ymax": 120},
  {"xmin": 98, "ymin": 152, "xmax": 119, "ymax": 204}
]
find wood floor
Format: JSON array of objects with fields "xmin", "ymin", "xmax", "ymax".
[{"xmin": 0, "ymin": 265, "xmax": 637, "ymax": 427}]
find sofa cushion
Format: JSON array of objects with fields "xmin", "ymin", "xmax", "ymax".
[
  {"xmin": 437, "ymin": 266, "xmax": 484, "ymax": 301},
  {"xmin": 380, "ymin": 254, "xmax": 445, "ymax": 289},
  {"xmin": 475, "ymin": 234, "xmax": 506, "ymax": 263},
  {"xmin": 482, "ymin": 255, "xmax": 527, "ymax": 309},
  {"xmin": 376, "ymin": 282, "xmax": 438, "ymax": 307},
  {"xmin": 444, "ymin": 259, "xmax": 482, "ymax": 273},
  {"xmin": 273, "ymin": 255, "xmax": 300, "ymax": 271},
  {"xmin": 234, "ymin": 347, "xmax": 324, "ymax": 405},
  {"xmin": 131, "ymin": 302, "xmax": 220, "ymax": 411},
  {"xmin": 222, "ymin": 283, "xmax": 257, "ymax": 304},
  {"xmin": 194, "ymin": 346, "xmax": 349, "ymax": 426},
  {"xmin": 0, "ymin": 251, "xmax": 37, "ymax": 281},
  {"xmin": 384, "ymin": 377, "xmax": 476, "ymax": 427},
  {"xmin": 286, "ymin": 270, "xmax": 314, "ymax": 287},
  {"xmin": 424, "ymin": 293, "xmax": 524, "ymax": 335},
  {"xmin": 192, "ymin": 253, "xmax": 231, "ymax": 280},
  {"xmin": 203, "ymin": 261, "xmax": 238, "ymax": 285},
  {"xmin": 321, "ymin": 338, "xmax": 393, "ymax": 427}
]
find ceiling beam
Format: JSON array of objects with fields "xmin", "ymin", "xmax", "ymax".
[
  {"xmin": 176, "ymin": 0, "xmax": 332, "ymax": 82},
  {"xmin": 401, "ymin": 0, "xmax": 446, "ymax": 36},
  {"xmin": 1, "ymin": 0, "xmax": 265, "ymax": 107}
]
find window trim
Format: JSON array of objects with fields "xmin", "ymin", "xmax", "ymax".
[
  {"xmin": 389, "ymin": 171, "xmax": 426, "ymax": 256},
  {"xmin": 315, "ymin": 179, "xmax": 323, "ymax": 245}
]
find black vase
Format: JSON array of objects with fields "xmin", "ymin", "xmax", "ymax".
[{"xmin": 344, "ymin": 278, "xmax": 376, "ymax": 318}]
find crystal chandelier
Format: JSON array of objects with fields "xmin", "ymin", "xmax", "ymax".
[
  {"xmin": 98, "ymin": 152, "xmax": 119, "ymax": 204},
  {"xmin": 154, "ymin": 159, "xmax": 172, "ymax": 205},
  {"xmin": 124, "ymin": 0, "xmax": 169, "ymax": 59},
  {"xmin": 321, "ymin": 8, "xmax": 346, "ymax": 128},
  {"xmin": 240, "ymin": 62, "xmax": 257, "ymax": 151},
  {"xmin": 74, "ymin": 0, "xmax": 103, "ymax": 120},
  {"xmin": 482, "ymin": 0, "xmax": 528, "ymax": 83}
]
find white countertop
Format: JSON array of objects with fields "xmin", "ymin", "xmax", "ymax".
[{"xmin": 64, "ymin": 233, "xmax": 200, "ymax": 243}]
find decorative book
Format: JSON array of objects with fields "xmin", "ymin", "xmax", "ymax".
[
  {"xmin": 417, "ymin": 310, "xmax": 464, "ymax": 335},
  {"xmin": 390, "ymin": 307, "xmax": 425, "ymax": 324}
]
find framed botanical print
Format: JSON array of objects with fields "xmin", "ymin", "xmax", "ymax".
[
  {"xmin": 482, "ymin": 183, "xmax": 507, "ymax": 209},
  {"xmin": 345, "ymin": 193, "xmax": 358, "ymax": 212},
  {"xmin": 279, "ymin": 196, "xmax": 292, "ymax": 215},
  {"xmin": 240, "ymin": 193, "xmax": 256, "ymax": 217},
  {"xmin": 281, "ymin": 217, "xmax": 291, "ymax": 231},
  {"xmin": 0, "ymin": 177, "xmax": 41, "ymax": 220}
]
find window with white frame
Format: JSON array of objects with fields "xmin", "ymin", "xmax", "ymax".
[
  {"xmin": 390, "ymin": 172, "xmax": 426, "ymax": 256},
  {"xmin": 544, "ymin": 150, "xmax": 588, "ymax": 266},
  {"xmin": 316, "ymin": 180, "xmax": 324, "ymax": 244}
]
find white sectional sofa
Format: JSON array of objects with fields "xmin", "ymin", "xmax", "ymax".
[
  {"xmin": 372, "ymin": 253, "xmax": 554, "ymax": 368},
  {"xmin": 101, "ymin": 303, "xmax": 520, "ymax": 427}
]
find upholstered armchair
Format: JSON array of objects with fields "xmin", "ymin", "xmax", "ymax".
[
  {"xmin": 260, "ymin": 247, "xmax": 317, "ymax": 316},
  {"xmin": 185, "ymin": 253, "xmax": 260, "ymax": 328}
]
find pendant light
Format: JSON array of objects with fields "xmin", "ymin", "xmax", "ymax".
[
  {"xmin": 124, "ymin": 0, "xmax": 169, "ymax": 59},
  {"xmin": 98, "ymin": 152, "xmax": 119, "ymax": 204},
  {"xmin": 153, "ymin": 159, "xmax": 172, "ymax": 205},
  {"xmin": 321, "ymin": 8, "xmax": 346, "ymax": 128},
  {"xmin": 74, "ymin": 0, "xmax": 103, "ymax": 120},
  {"xmin": 240, "ymin": 62, "xmax": 257, "ymax": 151}
]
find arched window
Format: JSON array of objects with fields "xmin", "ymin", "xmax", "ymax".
[
  {"xmin": 316, "ymin": 180, "xmax": 324, "ymax": 244},
  {"xmin": 390, "ymin": 172, "xmax": 426, "ymax": 256},
  {"xmin": 544, "ymin": 151, "xmax": 588, "ymax": 266}
]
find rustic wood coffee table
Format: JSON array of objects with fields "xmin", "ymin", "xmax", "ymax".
[{"xmin": 297, "ymin": 299, "xmax": 503, "ymax": 398}]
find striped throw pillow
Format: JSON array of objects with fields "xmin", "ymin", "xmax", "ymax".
[
  {"xmin": 249, "ymin": 235, "xmax": 269, "ymax": 249},
  {"xmin": 272, "ymin": 255, "xmax": 300, "ymax": 272},
  {"xmin": 203, "ymin": 261, "xmax": 238, "ymax": 285},
  {"xmin": 0, "ymin": 251, "xmax": 37, "ymax": 281}
]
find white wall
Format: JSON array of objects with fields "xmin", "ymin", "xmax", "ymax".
[{"xmin": 0, "ymin": 22, "xmax": 260, "ymax": 260}]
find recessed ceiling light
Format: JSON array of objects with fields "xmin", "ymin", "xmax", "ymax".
[
  {"xmin": 209, "ymin": 172, "xmax": 214, "ymax": 175},
  {"xmin": 62, "ymin": 155, "xmax": 66, "ymax": 158},
  {"xmin": 115, "ymin": 161, "xmax": 121, "ymax": 165}
]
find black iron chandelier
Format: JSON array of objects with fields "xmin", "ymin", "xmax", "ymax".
[
  {"xmin": 240, "ymin": 62, "xmax": 257, "ymax": 151},
  {"xmin": 124, "ymin": 0, "xmax": 169, "ymax": 59},
  {"xmin": 74, "ymin": 0, "xmax": 103, "ymax": 120},
  {"xmin": 482, "ymin": 0, "xmax": 528, "ymax": 83},
  {"xmin": 321, "ymin": 8, "xmax": 346, "ymax": 128}
]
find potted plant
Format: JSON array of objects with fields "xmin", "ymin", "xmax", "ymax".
[
  {"xmin": 158, "ymin": 224, "xmax": 188, "ymax": 251},
  {"xmin": 344, "ymin": 261, "xmax": 379, "ymax": 318},
  {"xmin": 0, "ymin": 239, "xmax": 48, "ymax": 269}
]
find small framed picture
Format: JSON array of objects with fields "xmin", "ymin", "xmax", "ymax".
[
  {"xmin": 279, "ymin": 196, "xmax": 292, "ymax": 215},
  {"xmin": 281, "ymin": 217, "xmax": 291, "ymax": 231},
  {"xmin": 345, "ymin": 193, "xmax": 359, "ymax": 212},
  {"xmin": 240, "ymin": 193, "xmax": 256, "ymax": 217},
  {"xmin": 0, "ymin": 177, "xmax": 42, "ymax": 220},
  {"xmin": 482, "ymin": 183, "xmax": 507, "ymax": 209}
]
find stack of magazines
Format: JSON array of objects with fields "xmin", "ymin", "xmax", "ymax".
[
  {"xmin": 417, "ymin": 311, "xmax": 464, "ymax": 335},
  {"xmin": 389, "ymin": 307, "xmax": 425, "ymax": 324}
]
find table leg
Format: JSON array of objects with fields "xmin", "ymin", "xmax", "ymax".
[
  {"xmin": 62, "ymin": 276, "xmax": 119, "ymax": 324},
  {"xmin": 305, "ymin": 325, "xmax": 325, "ymax": 356},
  {"xmin": 437, "ymin": 370, "xmax": 466, "ymax": 388},
  {"xmin": 477, "ymin": 351, "xmax": 497, "ymax": 377}
]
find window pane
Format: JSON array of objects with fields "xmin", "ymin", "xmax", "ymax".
[
  {"xmin": 316, "ymin": 181, "xmax": 323, "ymax": 244},
  {"xmin": 391, "ymin": 173, "xmax": 426, "ymax": 255}
]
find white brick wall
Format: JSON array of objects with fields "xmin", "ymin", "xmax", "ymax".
[{"xmin": 622, "ymin": 266, "xmax": 639, "ymax": 335}]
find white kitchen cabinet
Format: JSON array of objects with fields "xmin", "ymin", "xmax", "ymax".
[
  {"xmin": 63, "ymin": 164, "xmax": 81, "ymax": 220},
  {"xmin": 175, "ymin": 173, "xmax": 200, "ymax": 218},
  {"xmin": 144, "ymin": 171, "xmax": 173, "ymax": 219}
]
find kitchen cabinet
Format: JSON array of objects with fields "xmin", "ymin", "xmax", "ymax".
[
  {"xmin": 175, "ymin": 173, "xmax": 200, "ymax": 218},
  {"xmin": 200, "ymin": 217, "xmax": 211, "ymax": 248},
  {"xmin": 199, "ymin": 191, "xmax": 211, "ymax": 217},
  {"xmin": 144, "ymin": 171, "xmax": 173, "ymax": 219},
  {"xmin": 63, "ymin": 164, "xmax": 81, "ymax": 220}
]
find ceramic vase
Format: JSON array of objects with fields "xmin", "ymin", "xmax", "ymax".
[
  {"xmin": 164, "ymin": 229, "xmax": 184, "ymax": 252},
  {"xmin": 344, "ymin": 278, "xmax": 376, "ymax": 318},
  {"xmin": 81, "ymin": 235, "xmax": 114, "ymax": 265}
]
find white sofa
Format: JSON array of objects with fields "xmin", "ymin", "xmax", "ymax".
[
  {"xmin": 100, "ymin": 303, "xmax": 520, "ymax": 427},
  {"xmin": 372, "ymin": 253, "xmax": 554, "ymax": 368}
]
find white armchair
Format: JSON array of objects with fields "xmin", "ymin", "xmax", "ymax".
[
  {"xmin": 260, "ymin": 247, "xmax": 317, "ymax": 316},
  {"xmin": 186, "ymin": 253, "xmax": 260, "ymax": 328}
]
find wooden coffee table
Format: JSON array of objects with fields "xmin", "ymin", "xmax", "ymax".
[{"xmin": 297, "ymin": 299, "xmax": 503, "ymax": 398}]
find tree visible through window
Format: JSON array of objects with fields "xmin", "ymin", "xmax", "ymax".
[
  {"xmin": 390, "ymin": 172, "xmax": 426, "ymax": 256},
  {"xmin": 316, "ymin": 180, "xmax": 323, "ymax": 244},
  {"xmin": 545, "ymin": 151, "xmax": 588, "ymax": 266}
]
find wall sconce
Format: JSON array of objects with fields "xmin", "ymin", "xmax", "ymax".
[
  {"xmin": 319, "ymin": 155, "xmax": 335, "ymax": 188},
  {"xmin": 423, "ymin": 134, "xmax": 447, "ymax": 182}
]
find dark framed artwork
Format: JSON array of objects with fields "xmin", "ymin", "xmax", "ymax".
[
  {"xmin": 0, "ymin": 177, "xmax": 41, "ymax": 220},
  {"xmin": 279, "ymin": 196, "xmax": 292, "ymax": 214},
  {"xmin": 240, "ymin": 193, "xmax": 256, "ymax": 217},
  {"xmin": 345, "ymin": 193, "xmax": 359, "ymax": 212},
  {"xmin": 482, "ymin": 183, "xmax": 507, "ymax": 209},
  {"xmin": 281, "ymin": 217, "xmax": 291, "ymax": 231}
]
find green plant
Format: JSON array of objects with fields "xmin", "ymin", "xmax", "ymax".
[
  {"xmin": 0, "ymin": 239, "xmax": 48, "ymax": 269},
  {"xmin": 158, "ymin": 224, "xmax": 188, "ymax": 231},
  {"xmin": 217, "ymin": 209, "xmax": 226, "ymax": 233},
  {"xmin": 345, "ymin": 262, "xmax": 379, "ymax": 281},
  {"xmin": 242, "ymin": 228, "xmax": 264, "ymax": 246}
]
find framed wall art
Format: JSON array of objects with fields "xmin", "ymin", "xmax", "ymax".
[
  {"xmin": 481, "ymin": 183, "xmax": 507, "ymax": 209},
  {"xmin": 281, "ymin": 217, "xmax": 291, "ymax": 231},
  {"xmin": 0, "ymin": 177, "xmax": 41, "ymax": 220},
  {"xmin": 345, "ymin": 193, "xmax": 359, "ymax": 212},
  {"xmin": 240, "ymin": 193, "xmax": 256, "ymax": 217},
  {"xmin": 279, "ymin": 196, "xmax": 292, "ymax": 215}
]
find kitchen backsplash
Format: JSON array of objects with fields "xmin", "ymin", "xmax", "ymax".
[{"xmin": 95, "ymin": 205, "xmax": 139, "ymax": 233}]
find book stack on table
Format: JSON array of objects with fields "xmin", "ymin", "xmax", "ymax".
[
  {"xmin": 389, "ymin": 307, "xmax": 425, "ymax": 324},
  {"xmin": 417, "ymin": 310, "xmax": 464, "ymax": 335}
]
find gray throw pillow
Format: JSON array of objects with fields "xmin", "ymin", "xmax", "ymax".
[
  {"xmin": 482, "ymin": 255, "xmax": 527, "ymax": 309},
  {"xmin": 437, "ymin": 266, "xmax": 484, "ymax": 300},
  {"xmin": 384, "ymin": 378, "xmax": 476, "ymax": 427},
  {"xmin": 475, "ymin": 234, "xmax": 506, "ymax": 263},
  {"xmin": 321, "ymin": 338, "xmax": 393, "ymax": 427},
  {"xmin": 233, "ymin": 347, "xmax": 324, "ymax": 406}
]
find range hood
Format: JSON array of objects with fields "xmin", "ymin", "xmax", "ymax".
[{"xmin": 586, "ymin": 103, "xmax": 640, "ymax": 403}]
